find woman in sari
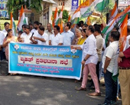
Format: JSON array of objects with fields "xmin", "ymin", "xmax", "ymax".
[
  {"xmin": 77, "ymin": 29, "xmax": 87, "ymax": 45},
  {"xmin": 3, "ymin": 29, "xmax": 18, "ymax": 60},
  {"xmin": 72, "ymin": 28, "xmax": 82, "ymax": 45}
]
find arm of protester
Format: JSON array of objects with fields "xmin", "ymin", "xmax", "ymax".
[
  {"xmin": 104, "ymin": 56, "xmax": 111, "ymax": 73},
  {"xmin": 103, "ymin": 46, "xmax": 114, "ymax": 73},
  {"xmin": 3, "ymin": 38, "xmax": 10, "ymax": 47},
  {"xmin": 49, "ymin": 40, "xmax": 52, "ymax": 45},
  {"xmin": 119, "ymin": 52, "xmax": 124, "ymax": 58},
  {"xmin": 58, "ymin": 35, "xmax": 63, "ymax": 45},
  {"xmin": 30, "ymin": 37, "xmax": 37, "ymax": 44},
  {"xmin": 81, "ymin": 54, "xmax": 91, "ymax": 65},
  {"xmin": 118, "ymin": 57, "xmax": 122, "ymax": 63},
  {"xmin": 33, "ymin": 36, "xmax": 46, "ymax": 42},
  {"xmin": 71, "ymin": 46, "xmax": 82, "ymax": 50}
]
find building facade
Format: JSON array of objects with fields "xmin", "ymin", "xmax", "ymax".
[
  {"xmin": 119, "ymin": 0, "xmax": 130, "ymax": 9},
  {"xmin": 52, "ymin": 0, "xmax": 72, "ymax": 14},
  {"xmin": 32, "ymin": 0, "xmax": 55, "ymax": 26}
]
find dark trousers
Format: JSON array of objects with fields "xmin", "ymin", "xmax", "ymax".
[
  {"xmin": 104, "ymin": 70, "xmax": 117, "ymax": 103},
  {"xmin": 96, "ymin": 62, "xmax": 100, "ymax": 81},
  {"xmin": 0, "ymin": 50, "xmax": 6, "ymax": 60}
]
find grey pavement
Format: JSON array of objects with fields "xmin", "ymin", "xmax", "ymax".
[{"xmin": 0, "ymin": 75, "xmax": 121, "ymax": 105}]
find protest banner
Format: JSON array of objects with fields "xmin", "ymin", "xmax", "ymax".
[{"xmin": 9, "ymin": 43, "xmax": 82, "ymax": 80}]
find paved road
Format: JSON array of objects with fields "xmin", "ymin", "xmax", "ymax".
[{"xmin": 0, "ymin": 75, "xmax": 121, "ymax": 105}]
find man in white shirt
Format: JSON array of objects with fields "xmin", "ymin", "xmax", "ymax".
[
  {"xmin": 72, "ymin": 25, "xmax": 101, "ymax": 96},
  {"xmin": 89, "ymin": 25, "xmax": 103, "ymax": 87},
  {"xmin": 30, "ymin": 26, "xmax": 49, "ymax": 45},
  {"xmin": 45, "ymin": 23, "xmax": 54, "ymax": 39},
  {"xmin": 31, "ymin": 21, "xmax": 39, "ymax": 35},
  {"xmin": 3, "ymin": 22, "xmax": 10, "ymax": 36},
  {"xmin": 61, "ymin": 22, "xmax": 74, "ymax": 45},
  {"xmin": 49, "ymin": 25, "xmax": 63, "ymax": 46},
  {"xmin": 99, "ymin": 31, "xmax": 120, "ymax": 105},
  {"xmin": 0, "ymin": 31, "xmax": 6, "ymax": 60},
  {"xmin": 20, "ymin": 25, "xmax": 32, "ymax": 44}
]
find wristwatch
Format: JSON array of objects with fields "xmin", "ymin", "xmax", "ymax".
[{"xmin": 83, "ymin": 59, "xmax": 86, "ymax": 61}]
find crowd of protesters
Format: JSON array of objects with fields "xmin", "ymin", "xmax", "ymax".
[{"xmin": 0, "ymin": 17, "xmax": 130, "ymax": 105}]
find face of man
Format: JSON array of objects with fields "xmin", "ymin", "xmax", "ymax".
[
  {"xmin": 22, "ymin": 27, "xmax": 26, "ymax": 33},
  {"xmin": 5, "ymin": 24, "xmax": 10, "ymax": 31},
  {"xmin": 34, "ymin": 24, "xmax": 38, "ymax": 30},
  {"xmin": 38, "ymin": 29, "xmax": 42, "ymax": 35},
  {"xmin": 29, "ymin": 25, "xmax": 33, "ymax": 30},
  {"xmin": 109, "ymin": 35, "xmax": 113, "ymax": 42},
  {"xmin": 47, "ymin": 24, "xmax": 52, "ymax": 31},
  {"xmin": 25, "ymin": 28, "xmax": 30, "ymax": 34},
  {"xmin": 54, "ymin": 27, "xmax": 58, "ymax": 35},
  {"xmin": 64, "ymin": 26, "xmax": 69, "ymax": 32},
  {"xmin": 86, "ymin": 27, "xmax": 89, "ymax": 35}
]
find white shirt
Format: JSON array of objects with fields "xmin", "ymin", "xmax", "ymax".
[
  {"xmin": 0, "ymin": 31, "xmax": 6, "ymax": 45},
  {"xmin": 81, "ymin": 34, "xmax": 98, "ymax": 64},
  {"xmin": 45, "ymin": 30, "xmax": 54, "ymax": 36},
  {"xmin": 31, "ymin": 29, "xmax": 36, "ymax": 34},
  {"xmin": 36, "ymin": 33, "xmax": 49, "ymax": 45},
  {"xmin": 49, "ymin": 33, "xmax": 63, "ymax": 45},
  {"xmin": 21, "ymin": 32, "xmax": 32, "ymax": 44},
  {"xmin": 61, "ymin": 30, "xmax": 74, "ymax": 45},
  {"xmin": 102, "ymin": 41, "xmax": 119, "ymax": 73},
  {"xmin": 2, "ymin": 29, "xmax": 7, "ymax": 36},
  {"xmin": 33, "ymin": 30, "xmax": 39, "ymax": 37}
]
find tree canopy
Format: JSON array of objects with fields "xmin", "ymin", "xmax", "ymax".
[{"xmin": 6, "ymin": 0, "xmax": 42, "ymax": 15}]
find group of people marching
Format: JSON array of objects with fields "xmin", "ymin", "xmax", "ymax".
[{"xmin": 0, "ymin": 17, "xmax": 130, "ymax": 105}]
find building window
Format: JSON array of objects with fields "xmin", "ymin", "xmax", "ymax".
[{"xmin": 58, "ymin": 0, "xmax": 64, "ymax": 6}]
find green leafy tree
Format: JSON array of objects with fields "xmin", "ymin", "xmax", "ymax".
[{"xmin": 6, "ymin": 0, "xmax": 42, "ymax": 19}]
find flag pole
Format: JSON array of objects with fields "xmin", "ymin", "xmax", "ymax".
[{"xmin": 106, "ymin": 0, "xmax": 110, "ymax": 24}]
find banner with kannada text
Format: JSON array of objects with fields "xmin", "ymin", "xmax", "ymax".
[{"xmin": 9, "ymin": 43, "xmax": 82, "ymax": 80}]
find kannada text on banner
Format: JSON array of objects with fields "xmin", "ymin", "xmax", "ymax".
[{"xmin": 9, "ymin": 43, "xmax": 82, "ymax": 80}]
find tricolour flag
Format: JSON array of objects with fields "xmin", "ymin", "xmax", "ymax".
[
  {"xmin": 71, "ymin": 7, "xmax": 80, "ymax": 29},
  {"xmin": 81, "ymin": 0, "xmax": 109, "ymax": 18},
  {"xmin": 119, "ymin": 14, "xmax": 128, "ymax": 52},
  {"xmin": 95, "ymin": 0, "xmax": 109, "ymax": 12},
  {"xmin": 86, "ymin": 16, "xmax": 91, "ymax": 25},
  {"xmin": 17, "ymin": 5, "xmax": 27, "ymax": 31},
  {"xmin": 55, "ymin": 5, "xmax": 64, "ymax": 33},
  {"xmin": 109, "ymin": 0, "xmax": 118, "ymax": 22},
  {"xmin": 102, "ymin": 6, "xmax": 130, "ymax": 45},
  {"xmin": 68, "ymin": 15, "xmax": 71, "ymax": 22},
  {"xmin": 71, "ymin": 0, "xmax": 93, "ymax": 28},
  {"xmin": 80, "ymin": 0, "xmax": 94, "ymax": 18},
  {"xmin": 53, "ymin": 7, "xmax": 58, "ymax": 27},
  {"xmin": 10, "ymin": 12, "xmax": 16, "ymax": 36}
]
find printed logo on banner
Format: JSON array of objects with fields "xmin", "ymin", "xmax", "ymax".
[{"xmin": 71, "ymin": 0, "xmax": 79, "ymax": 11}]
